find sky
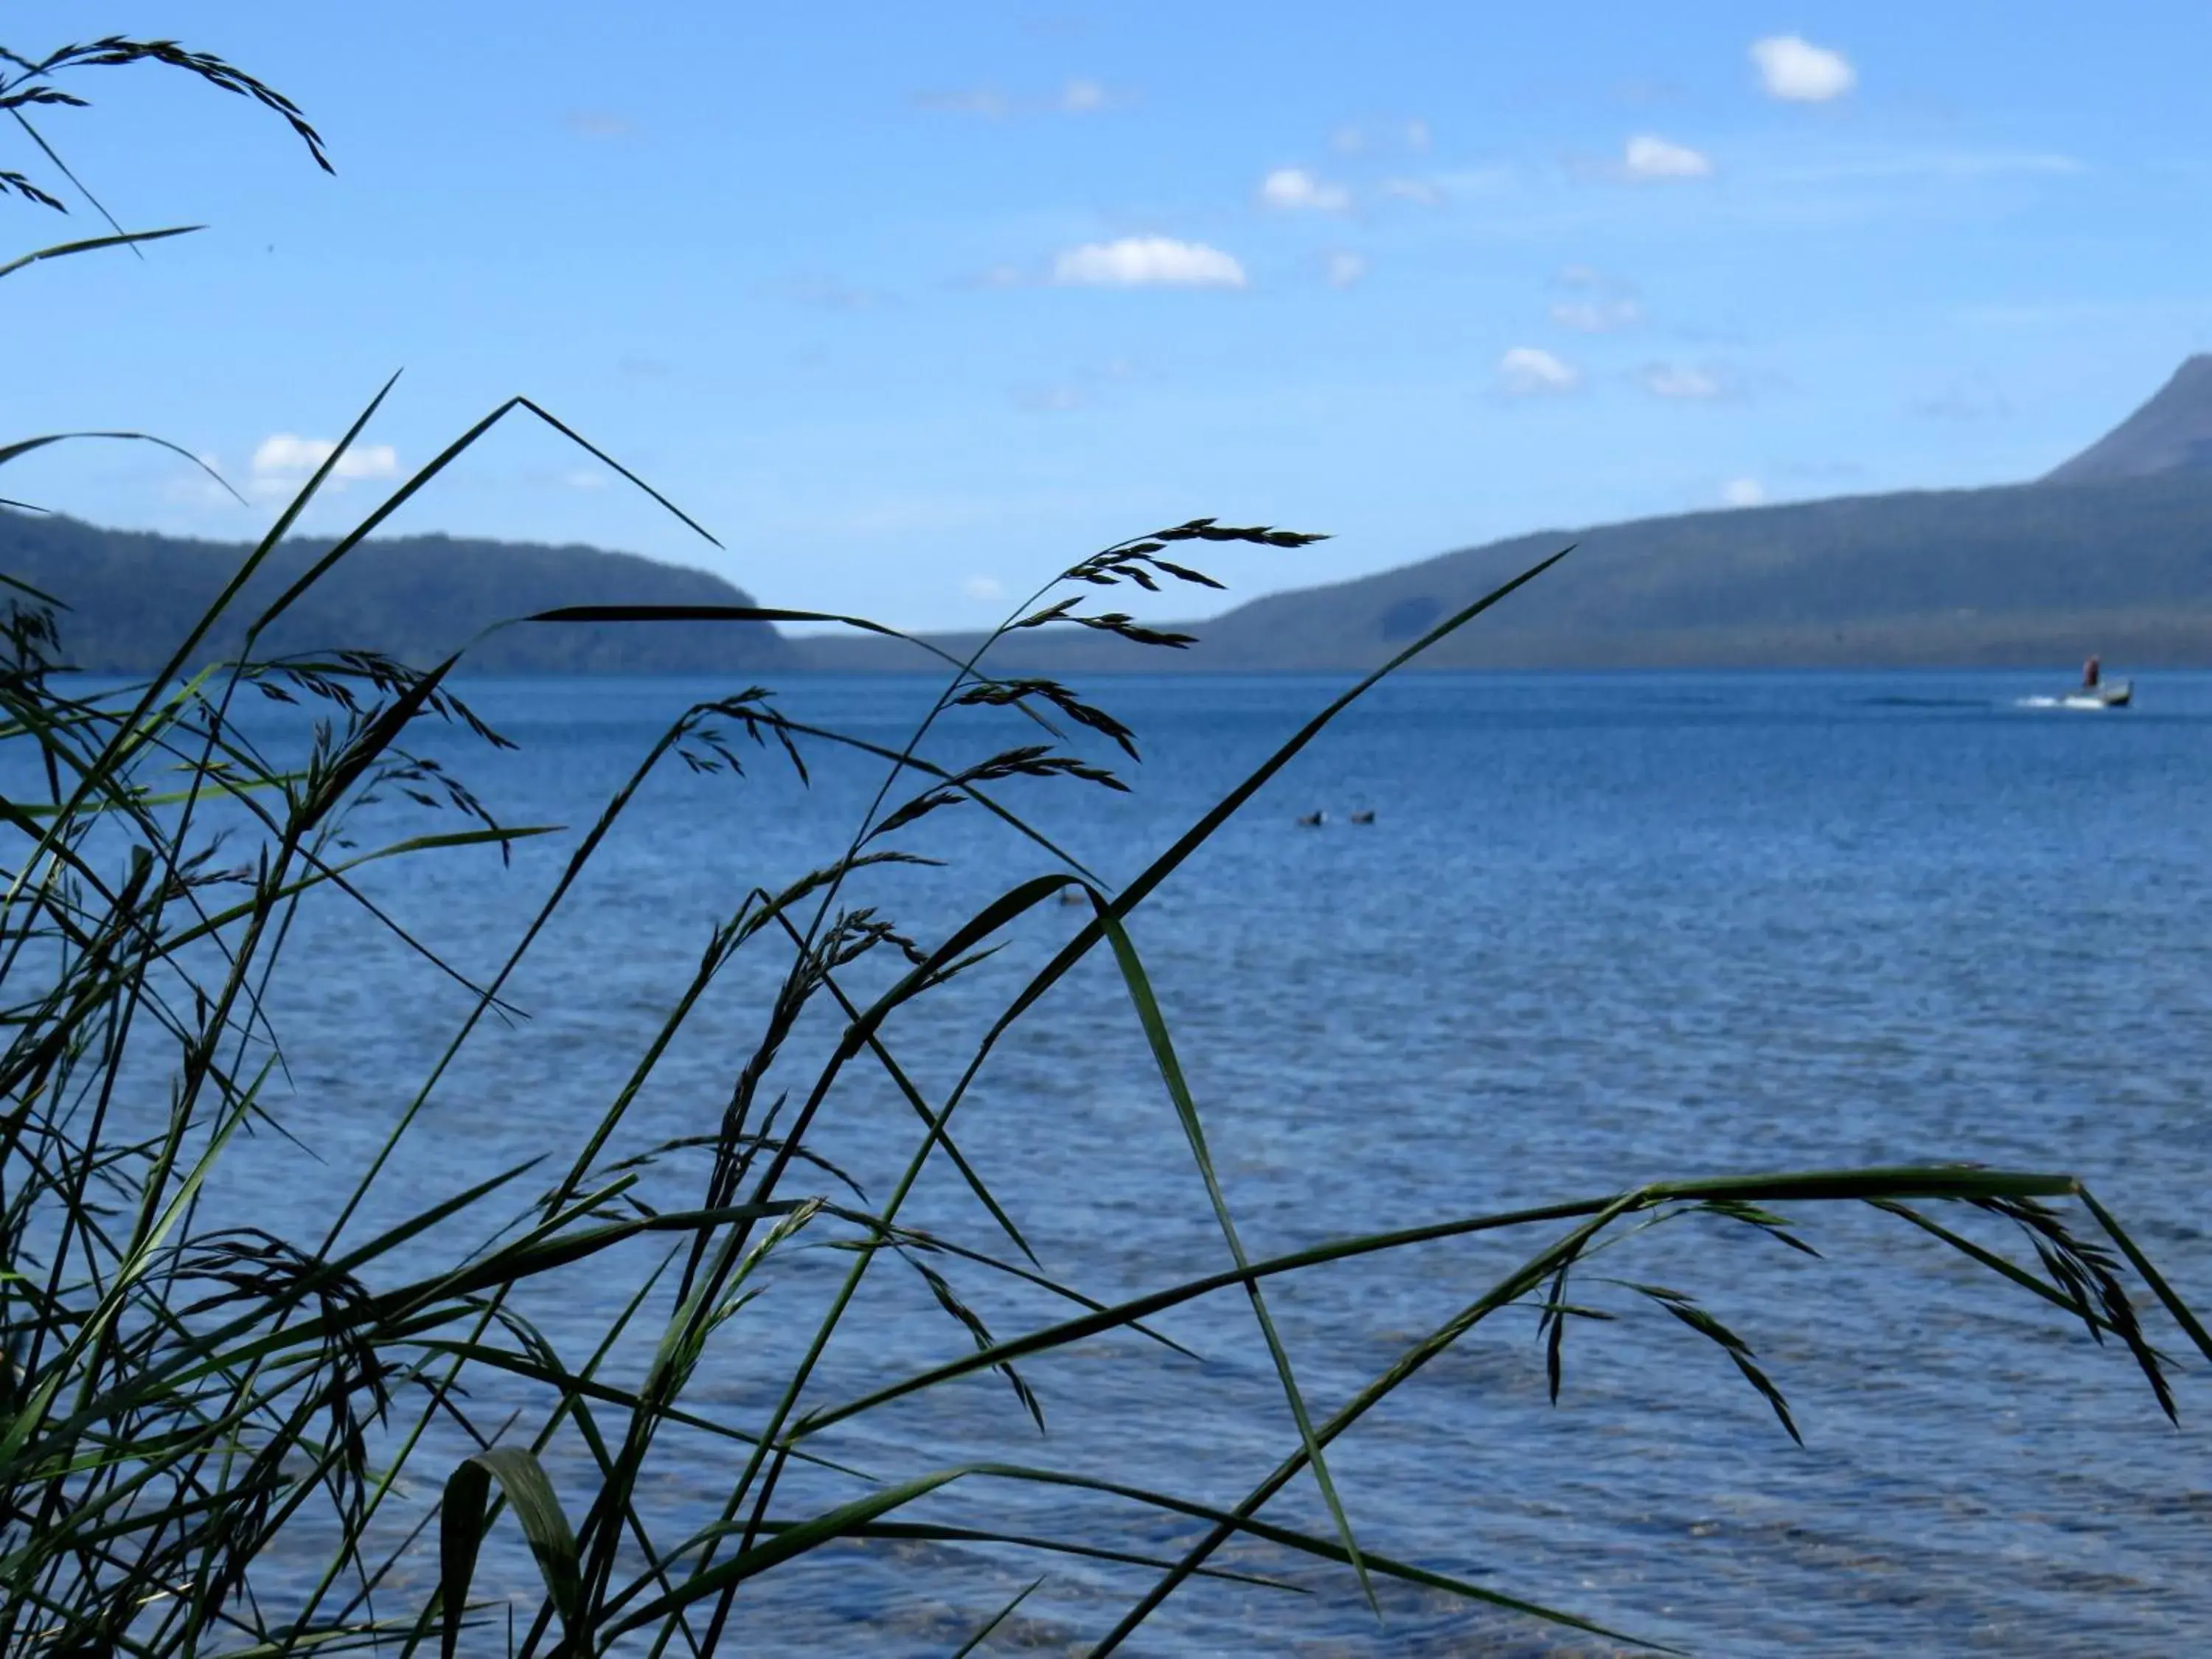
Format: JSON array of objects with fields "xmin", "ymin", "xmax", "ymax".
[{"xmin": 7, "ymin": 1, "xmax": 2212, "ymax": 629}]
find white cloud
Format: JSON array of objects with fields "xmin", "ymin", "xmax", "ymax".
[
  {"xmin": 1324, "ymin": 250, "xmax": 1367, "ymax": 289},
  {"xmin": 1496, "ymin": 347, "xmax": 1581, "ymax": 396},
  {"xmin": 1259, "ymin": 167, "xmax": 1352, "ymax": 212},
  {"xmin": 1621, "ymin": 134, "xmax": 1714, "ymax": 181},
  {"xmin": 1051, "ymin": 237, "xmax": 1248, "ymax": 289},
  {"xmin": 963, "ymin": 575, "xmax": 1006, "ymax": 603},
  {"xmin": 250, "ymin": 434, "xmax": 399, "ymax": 494},
  {"xmin": 1404, "ymin": 118, "xmax": 1432, "ymax": 153},
  {"xmin": 1722, "ymin": 477, "xmax": 1767, "ymax": 507},
  {"xmin": 1639, "ymin": 362, "xmax": 1733, "ymax": 400},
  {"xmin": 1751, "ymin": 35, "xmax": 1856, "ymax": 102},
  {"xmin": 563, "ymin": 469, "xmax": 609, "ymax": 490}
]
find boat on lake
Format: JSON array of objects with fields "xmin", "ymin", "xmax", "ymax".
[{"xmin": 2017, "ymin": 655, "xmax": 2132, "ymax": 710}]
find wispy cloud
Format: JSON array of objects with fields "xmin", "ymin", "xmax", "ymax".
[
  {"xmin": 1015, "ymin": 383, "xmax": 1085, "ymax": 412},
  {"xmin": 162, "ymin": 452, "xmax": 238, "ymax": 510},
  {"xmin": 914, "ymin": 86, "xmax": 1010, "ymax": 117},
  {"xmin": 1324, "ymin": 250, "xmax": 1367, "ymax": 290},
  {"xmin": 1259, "ymin": 167, "xmax": 1352, "ymax": 212},
  {"xmin": 963, "ymin": 575, "xmax": 1006, "ymax": 603},
  {"xmin": 1331, "ymin": 118, "xmax": 1431, "ymax": 156},
  {"xmin": 1750, "ymin": 36, "xmax": 1857, "ymax": 102},
  {"xmin": 1056, "ymin": 77, "xmax": 1112, "ymax": 112},
  {"xmin": 1051, "ymin": 237, "xmax": 1247, "ymax": 289},
  {"xmin": 1954, "ymin": 299, "xmax": 2113, "ymax": 329},
  {"xmin": 1768, "ymin": 150, "xmax": 2084, "ymax": 185},
  {"xmin": 250, "ymin": 434, "xmax": 399, "ymax": 496},
  {"xmin": 1550, "ymin": 265, "xmax": 1642, "ymax": 333},
  {"xmin": 1613, "ymin": 77, "xmax": 1684, "ymax": 108},
  {"xmin": 1496, "ymin": 347, "xmax": 1581, "ymax": 396},
  {"xmin": 1721, "ymin": 477, "xmax": 1767, "ymax": 507},
  {"xmin": 1638, "ymin": 361, "xmax": 1737, "ymax": 401},
  {"xmin": 1621, "ymin": 134, "xmax": 1714, "ymax": 181},
  {"xmin": 914, "ymin": 77, "xmax": 1128, "ymax": 118},
  {"xmin": 1380, "ymin": 177, "xmax": 1446, "ymax": 206},
  {"xmin": 762, "ymin": 276, "xmax": 891, "ymax": 311},
  {"xmin": 1552, "ymin": 296, "xmax": 1643, "ymax": 331},
  {"xmin": 1913, "ymin": 379, "xmax": 2012, "ymax": 420},
  {"xmin": 1013, "ymin": 354, "xmax": 1147, "ymax": 410},
  {"xmin": 563, "ymin": 110, "xmax": 633, "ymax": 138}
]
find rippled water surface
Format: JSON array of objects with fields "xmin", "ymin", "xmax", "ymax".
[{"xmin": 219, "ymin": 670, "xmax": 2212, "ymax": 1655}]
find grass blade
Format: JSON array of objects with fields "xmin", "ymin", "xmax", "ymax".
[{"xmin": 1095, "ymin": 901, "xmax": 1378, "ymax": 1614}]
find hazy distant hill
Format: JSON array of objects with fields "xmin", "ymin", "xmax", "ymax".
[
  {"xmin": 799, "ymin": 361, "xmax": 2212, "ymax": 675},
  {"xmin": 0, "ymin": 512, "xmax": 793, "ymax": 675},
  {"xmin": 2045, "ymin": 355, "xmax": 2212, "ymax": 484},
  {"xmin": 796, "ymin": 470, "xmax": 2212, "ymax": 673}
]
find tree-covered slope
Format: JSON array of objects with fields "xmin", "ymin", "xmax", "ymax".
[
  {"xmin": 0, "ymin": 512, "xmax": 793, "ymax": 675},
  {"xmin": 796, "ymin": 472, "xmax": 2212, "ymax": 673}
]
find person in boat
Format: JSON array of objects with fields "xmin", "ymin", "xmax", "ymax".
[{"xmin": 2082, "ymin": 654, "xmax": 2101, "ymax": 689}]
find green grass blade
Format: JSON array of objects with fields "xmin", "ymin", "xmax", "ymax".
[
  {"xmin": 0, "ymin": 224, "xmax": 200, "ymax": 281},
  {"xmin": 1095, "ymin": 902, "xmax": 1377, "ymax": 1615},
  {"xmin": 2077, "ymin": 1184, "xmax": 2212, "ymax": 1364},
  {"xmin": 801, "ymin": 1166, "xmax": 2086, "ymax": 1437},
  {"xmin": 950, "ymin": 1576, "xmax": 1046, "ymax": 1658},
  {"xmin": 437, "ymin": 1457, "xmax": 492, "ymax": 1659},
  {"xmin": 440, "ymin": 1447, "xmax": 582, "ymax": 1658}
]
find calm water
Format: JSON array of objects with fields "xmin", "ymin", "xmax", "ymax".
[{"xmin": 204, "ymin": 670, "xmax": 2212, "ymax": 1655}]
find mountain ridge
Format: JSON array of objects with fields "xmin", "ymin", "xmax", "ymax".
[
  {"xmin": 14, "ymin": 357, "xmax": 2212, "ymax": 675},
  {"xmin": 0, "ymin": 511, "xmax": 792, "ymax": 675},
  {"xmin": 2045, "ymin": 355, "xmax": 2212, "ymax": 484},
  {"xmin": 796, "ymin": 470, "xmax": 2212, "ymax": 673},
  {"xmin": 794, "ymin": 360, "xmax": 2212, "ymax": 672}
]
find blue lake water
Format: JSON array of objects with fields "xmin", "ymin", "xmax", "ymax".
[{"xmin": 205, "ymin": 669, "xmax": 2212, "ymax": 1655}]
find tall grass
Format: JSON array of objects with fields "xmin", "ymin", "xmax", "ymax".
[{"xmin": 4, "ymin": 29, "xmax": 2208, "ymax": 1656}]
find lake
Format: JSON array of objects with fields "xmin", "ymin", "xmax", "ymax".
[{"xmin": 204, "ymin": 668, "xmax": 2212, "ymax": 1655}]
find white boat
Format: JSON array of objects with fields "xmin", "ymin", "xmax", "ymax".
[
  {"xmin": 2017, "ymin": 679, "xmax": 2132, "ymax": 711},
  {"xmin": 2017, "ymin": 657, "xmax": 2131, "ymax": 711}
]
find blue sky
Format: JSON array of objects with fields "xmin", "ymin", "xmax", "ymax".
[{"xmin": 7, "ymin": 1, "xmax": 2211, "ymax": 628}]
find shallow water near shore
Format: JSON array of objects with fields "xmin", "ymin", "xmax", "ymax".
[{"xmin": 206, "ymin": 667, "xmax": 2212, "ymax": 1655}]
